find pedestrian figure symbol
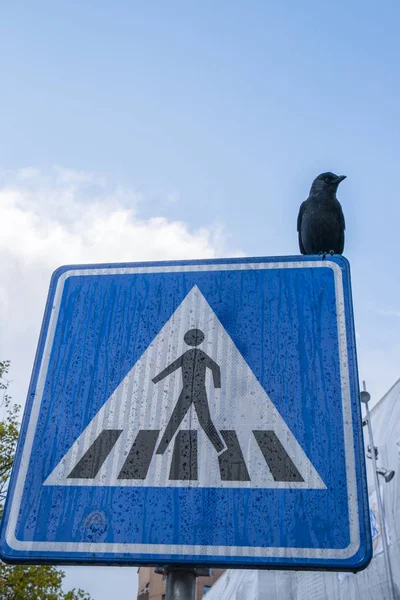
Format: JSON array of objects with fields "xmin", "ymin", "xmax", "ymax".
[{"xmin": 153, "ymin": 328, "xmax": 225, "ymax": 455}]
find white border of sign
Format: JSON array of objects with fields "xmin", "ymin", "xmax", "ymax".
[{"xmin": 5, "ymin": 260, "xmax": 360, "ymax": 560}]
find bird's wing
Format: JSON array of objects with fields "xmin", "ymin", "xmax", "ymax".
[
  {"xmin": 338, "ymin": 201, "xmax": 345, "ymax": 230},
  {"xmin": 338, "ymin": 230, "xmax": 345, "ymax": 254},
  {"xmin": 298, "ymin": 232, "xmax": 306, "ymax": 254},
  {"xmin": 297, "ymin": 201, "xmax": 307, "ymax": 254},
  {"xmin": 297, "ymin": 201, "xmax": 306, "ymax": 232},
  {"xmin": 338, "ymin": 200, "xmax": 345, "ymax": 253}
]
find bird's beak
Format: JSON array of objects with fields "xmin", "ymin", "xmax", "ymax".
[{"xmin": 334, "ymin": 175, "xmax": 346, "ymax": 184}]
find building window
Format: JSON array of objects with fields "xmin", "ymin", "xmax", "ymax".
[{"xmin": 204, "ymin": 586, "xmax": 211, "ymax": 594}]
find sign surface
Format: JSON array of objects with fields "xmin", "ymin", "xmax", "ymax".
[{"xmin": 0, "ymin": 256, "xmax": 371, "ymax": 569}]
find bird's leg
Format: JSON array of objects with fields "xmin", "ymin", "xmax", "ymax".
[{"xmin": 320, "ymin": 251, "xmax": 327, "ymax": 260}]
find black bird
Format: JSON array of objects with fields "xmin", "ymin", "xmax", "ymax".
[{"xmin": 297, "ymin": 172, "xmax": 346, "ymax": 255}]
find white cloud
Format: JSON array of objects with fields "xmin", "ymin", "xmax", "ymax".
[{"xmin": 0, "ymin": 167, "xmax": 230, "ymax": 407}]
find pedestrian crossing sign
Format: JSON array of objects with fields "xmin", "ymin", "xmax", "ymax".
[{"xmin": 0, "ymin": 256, "xmax": 371, "ymax": 570}]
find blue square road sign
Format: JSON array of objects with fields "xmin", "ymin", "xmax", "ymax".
[{"xmin": 0, "ymin": 255, "xmax": 371, "ymax": 569}]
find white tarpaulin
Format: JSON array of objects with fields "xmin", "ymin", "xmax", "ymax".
[{"xmin": 204, "ymin": 378, "xmax": 400, "ymax": 600}]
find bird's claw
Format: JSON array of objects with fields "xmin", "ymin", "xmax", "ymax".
[{"xmin": 329, "ymin": 250, "xmax": 335, "ymax": 255}]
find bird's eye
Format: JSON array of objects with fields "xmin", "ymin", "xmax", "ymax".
[{"xmin": 324, "ymin": 176, "xmax": 331, "ymax": 183}]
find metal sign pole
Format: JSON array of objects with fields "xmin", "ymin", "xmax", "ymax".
[
  {"xmin": 156, "ymin": 566, "xmax": 210, "ymax": 600},
  {"xmin": 165, "ymin": 568, "xmax": 196, "ymax": 600}
]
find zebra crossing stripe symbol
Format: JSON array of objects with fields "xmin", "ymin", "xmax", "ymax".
[{"xmin": 45, "ymin": 286, "xmax": 325, "ymax": 490}]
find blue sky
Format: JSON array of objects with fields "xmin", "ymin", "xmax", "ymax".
[
  {"xmin": 2, "ymin": 2, "xmax": 400, "ymax": 268},
  {"xmin": 1, "ymin": 1, "xmax": 400, "ymax": 597}
]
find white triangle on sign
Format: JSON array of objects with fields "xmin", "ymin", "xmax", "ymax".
[{"xmin": 44, "ymin": 285, "xmax": 325, "ymax": 489}]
